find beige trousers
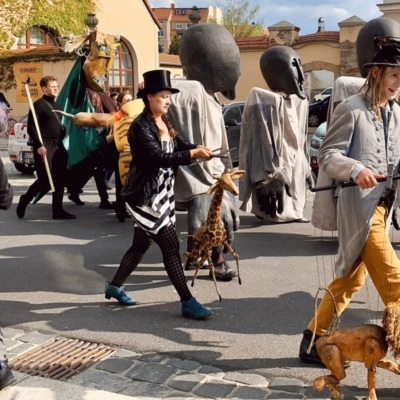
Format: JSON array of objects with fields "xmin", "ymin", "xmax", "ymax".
[{"xmin": 308, "ymin": 205, "xmax": 400, "ymax": 336}]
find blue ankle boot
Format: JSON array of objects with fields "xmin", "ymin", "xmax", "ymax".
[
  {"xmin": 181, "ymin": 297, "xmax": 212, "ymax": 319},
  {"xmin": 0, "ymin": 362, "xmax": 16, "ymax": 390},
  {"xmin": 105, "ymin": 282, "xmax": 139, "ymax": 306}
]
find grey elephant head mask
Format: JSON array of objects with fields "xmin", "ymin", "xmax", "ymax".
[
  {"xmin": 260, "ymin": 46, "xmax": 306, "ymax": 99},
  {"xmin": 179, "ymin": 23, "xmax": 240, "ymax": 100},
  {"xmin": 357, "ymin": 17, "xmax": 400, "ymax": 78}
]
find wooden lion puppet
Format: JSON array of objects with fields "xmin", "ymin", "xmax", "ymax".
[{"xmin": 313, "ymin": 302, "xmax": 400, "ymax": 400}]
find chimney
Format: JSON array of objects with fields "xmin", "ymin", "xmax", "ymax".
[{"xmin": 171, "ymin": 2, "xmax": 175, "ymax": 9}]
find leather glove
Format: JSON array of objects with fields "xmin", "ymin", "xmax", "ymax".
[
  {"xmin": 392, "ymin": 207, "xmax": 400, "ymax": 231},
  {"xmin": 256, "ymin": 176, "xmax": 293, "ymax": 218}
]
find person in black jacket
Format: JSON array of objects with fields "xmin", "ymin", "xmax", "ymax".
[
  {"xmin": 16, "ymin": 76, "xmax": 75, "ymax": 220},
  {"xmin": 0, "ymin": 158, "xmax": 16, "ymax": 390},
  {"xmin": 105, "ymin": 70, "xmax": 214, "ymax": 319}
]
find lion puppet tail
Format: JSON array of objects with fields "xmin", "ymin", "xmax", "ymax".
[{"xmin": 382, "ymin": 302, "xmax": 400, "ymax": 361}]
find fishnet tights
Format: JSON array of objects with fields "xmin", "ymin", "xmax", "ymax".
[{"xmin": 110, "ymin": 225, "xmax": 192, "ymax": 301}]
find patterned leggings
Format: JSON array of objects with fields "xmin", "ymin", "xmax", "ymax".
[{"xmin": 110, "ymin": 224, "xmax": 192, "ymax": 301}]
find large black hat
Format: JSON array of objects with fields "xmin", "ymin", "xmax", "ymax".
[
  {"xmin": 137, "ymin": 69, "xmax": 179, "ymax": 98},
  {"xmin": 364, "ymin": 36, "xmax": 400, "ymax": 68}
]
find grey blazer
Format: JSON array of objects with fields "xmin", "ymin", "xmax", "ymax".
[{"xmin": 312, "ymin": 92, "xmax": 400, "ymax": 277}]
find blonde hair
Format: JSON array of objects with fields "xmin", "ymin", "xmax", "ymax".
[{"xmin": 364, "ymin": 66, "xmax": 391, "ymax": 119}]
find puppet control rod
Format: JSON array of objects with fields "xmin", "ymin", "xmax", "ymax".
[
  {"xmin": 24, "ymin": 77, "xmax": 55, "ymax": 192},
  {"xmin": 311, "ymin": 174, "xmax": 400, "ymax": 192}
]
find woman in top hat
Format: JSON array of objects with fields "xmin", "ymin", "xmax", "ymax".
[
  {"xmin": 104, "ymin": 69, "xmax": 214, "ymax": 319},
  {"xmin": 299, "ymin": 36, "xmax": 400, "ymax": 364}
]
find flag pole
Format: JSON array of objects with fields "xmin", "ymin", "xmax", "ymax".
[{"xmin": 24, "ymin": 78, "xmax": 55, "ymax": 192}]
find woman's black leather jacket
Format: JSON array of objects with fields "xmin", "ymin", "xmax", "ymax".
[{"xmin": 123, "ymin": 110, "xmax": 197, "ymax": 207}]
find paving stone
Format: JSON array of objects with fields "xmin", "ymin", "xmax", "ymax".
[
  {"xmin": 96, "ymin": 358, "xmax": 136, "ymax": 374},
  {"xmin": 1, "ymin": 327, "xmax": 25, "ymax": 339},
  {"xmin": 193, "ymin": 380, "xmax": 238, "ymax": 398},
  {"xmin": 68, "ymin": 369, "xmax": 131, "ymax": 393},
  {"xmin": 198, "ymin": 365, "xmax": 224, "ymax": 374},
  {"xmin": 167, "ymin": 371, "xmax": 205, "ymax": 392},
  {"xmin": 125, "ymin": 361, "xmax": 177, "ymax": 384},
  {"xmin": 17, "ymin": 331, "xmax": 56, "ymax": 345},
  {"xmin": 112, "ymin": 349, "xmax": 141, "ymax": 359},
  {"xmin": 167, "ymin": 358, "xmax": 201, "ymax": 371},
  {"xmin": 269, "ymin": 377, "xmax": 305, "ymax": 393},
  {"xmin": 3, "ymin": 338, "xmax": 19, "ymax": 350},
  {"xmin": 120, "ymin": 381, "xmax": 180, "ymax": 398},
  {"xmin": 138, "ymin": 353, "xmax": 170, "ymax": 363},
  {"xmin": 7, "ymin": 342, "xmax": 37, "ymax": 356},
  {"xmin": 266, "ymin": 392, "xmax": 304, "ymax": 399},
  {"xmin": 224, "ymin": 371, "xmax": 269, "ymax": 386},
  {"xmin": 230, "ymin": 385, "xmax": 269, "ymax": 399}
]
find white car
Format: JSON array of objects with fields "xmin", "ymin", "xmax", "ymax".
[
  {"xmin": 309, "ymin": 121, "xmax": 327, "ymax": 176},
  {"xmin": 313, "ymin": 87, "xmax": 333, "ymax": 103},
  {"xmin": 8, "ymin": 115, "xmax": 35, "ymax": 174}
]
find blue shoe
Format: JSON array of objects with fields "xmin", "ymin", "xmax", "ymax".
[
  {"xmin": 105, "ymin": 282, "xmax": 139, "ymax": 306},
  {"xmin": 181, "ymin": 297, "xmax": 213, "ymax": 319},
  {"xmin": 0, "ymin": 362, "xmax": 16, "ymax": 390}
]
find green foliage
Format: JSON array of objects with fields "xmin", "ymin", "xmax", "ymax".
[
  {"xmin": 217, "ymin": 0, "xmax": 264, "ymax": 38},
  {"xmin": 168, "ymin": 35, "xmax": 180, "ymax": 55},
  {"xmin": 0, "ymin": 0, "xmax": 95, "ymax": 49}
]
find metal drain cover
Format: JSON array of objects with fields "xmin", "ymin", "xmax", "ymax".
[{"xmin": 9, "ymin": 337, "xmax": 116, "ymax": 381}]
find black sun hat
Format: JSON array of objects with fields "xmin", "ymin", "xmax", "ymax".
[
  {"xmin": 137, "ymin": 69, "xmax": 179, "ymax": 99},
  {"xmin": 364, "ymin": 36, "xmax": 400, "ymax": 68}
]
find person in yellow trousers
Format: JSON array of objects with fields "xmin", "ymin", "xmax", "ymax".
[{"xmin": 299, "ymin": 36, "xmax": 400, "ymax": 364}]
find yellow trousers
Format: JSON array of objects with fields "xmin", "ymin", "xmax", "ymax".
[{"xmin": 308, "ymin": 205, "xmax": 400, "ymax": 336}]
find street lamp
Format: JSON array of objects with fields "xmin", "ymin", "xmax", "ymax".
[
  {"xmin": 188, "ymin": 6, "xmax": 201, "ymax": 25},
  {"xmin": 85, "ymin": 12, "xmax": 99, "ymax": 32}
]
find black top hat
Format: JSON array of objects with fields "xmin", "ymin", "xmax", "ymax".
[
  {"xmin": 137, "ymin": 69, "xmax": 179, "ymax": 99},
  {"xmin": 364, "ymin": 36, "xmax": 400, "ymax": 68}
]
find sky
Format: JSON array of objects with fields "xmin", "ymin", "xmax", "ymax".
[{"xmin": 148, "ymin": 0, "xmax": 382, "ymax": 35}]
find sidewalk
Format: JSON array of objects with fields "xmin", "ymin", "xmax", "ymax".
[{"xmin": 0, "ymin": 328, "xmax": 331, "ymax": 400}]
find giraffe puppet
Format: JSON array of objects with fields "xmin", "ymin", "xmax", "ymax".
[{"xmin": 185, "ymin": 168, "xmax": 245, "ymax": 302}]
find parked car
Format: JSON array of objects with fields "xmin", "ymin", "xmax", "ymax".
[
  {"xmin": 313, "ymin": 87, "xmax": 333, "ymax": 102},
  {"xmin": 309, "ymin": 121, "xmax": 327, "ymax": 176},
  {"xmin": 221, "ymin": 101, "xmax": 245, "ymax": 167},
  {"xmin": 8, "ymin": 115, "xmax": 35, "ymax": 174},
  {"xmin": 308, "ymin": 96, "xmax": 330, "ymax": 127}
]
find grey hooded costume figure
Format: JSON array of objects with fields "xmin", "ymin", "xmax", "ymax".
[
  {"xmin": 239, "ymin": 46, "xmax": 311, "ymax": 222},
  {"xmin": 168, "ymin": 23, "xmax": 241, "ymax": 280}
]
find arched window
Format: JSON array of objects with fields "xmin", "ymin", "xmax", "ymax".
[
  {"xmin": 109, "ymin": 40, "xmax": 134, "ymax": 95},
  {"xmin": 18, "ymin": 27, "xmax": 59, "ymax": 49}
]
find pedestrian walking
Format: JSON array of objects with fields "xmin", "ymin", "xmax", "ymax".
[
  {"xmin": 105, "ymin": 69, "xmax": 213, "ymax": 319},
  {"xmin": 299, "ymin": 36, "xmax": 400, "ymax": 364},
  {"xmin": 16, "ymin": 76, "xmax": 76, "ymax": 220}
]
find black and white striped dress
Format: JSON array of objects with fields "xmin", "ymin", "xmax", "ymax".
[{"xmin": 127, "ymin": 139, "xmax": 176, "ymax": 234}]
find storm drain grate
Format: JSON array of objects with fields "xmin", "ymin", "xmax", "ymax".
[{"xmin": 9, "ymin": 337, "xmax": 116, "ymax": 381}]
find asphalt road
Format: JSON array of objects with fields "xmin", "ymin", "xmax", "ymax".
[{"xmin": 1, "ymin": 139, "xmax": 400, "ymax": 395}]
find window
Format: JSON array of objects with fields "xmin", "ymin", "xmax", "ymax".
[
  {"xmin": 176, "ymin": 23, "xmax": 182, "ymax": 29},
  {"xmin": 158, "ymin": 30, "xmax": 164, "ymax": 37},
  {"xmin": 18, "ymin": 27, "xmax": 59, "ymax": 49},
  {"xmin": 186, "ymin": 23, "xmax": 191, "ymax": 29},
  {"xmin": 175, "ymin": 9, "xmax": 181, "ymax": 14},
  {"xmin": 182, "ymin": 10, "xmax": 186, "ymax": 15},
  {"xmin": 109, "ymin": 40, "xmax": 134, "ymax": 94}
]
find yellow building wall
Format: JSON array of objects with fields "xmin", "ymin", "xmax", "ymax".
[
  {"xmin": 8, "ymin": 59, "xmax": 76, "ymax": 120},
  {"xmin": 231, "ymin": 50, "xmax": 266, "ymax": 102},
  {"xmin": 94, "ymin": 0, "xmax": 160, "ymax": 85}
]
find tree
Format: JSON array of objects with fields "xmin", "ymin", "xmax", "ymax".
[
  {"xmin": 168, "ymin": 34, "xmax": 180, "ymax": 55},
  {"xmin": 217, "ymin": 0, "xmax": 264, "ymax": 38}
]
